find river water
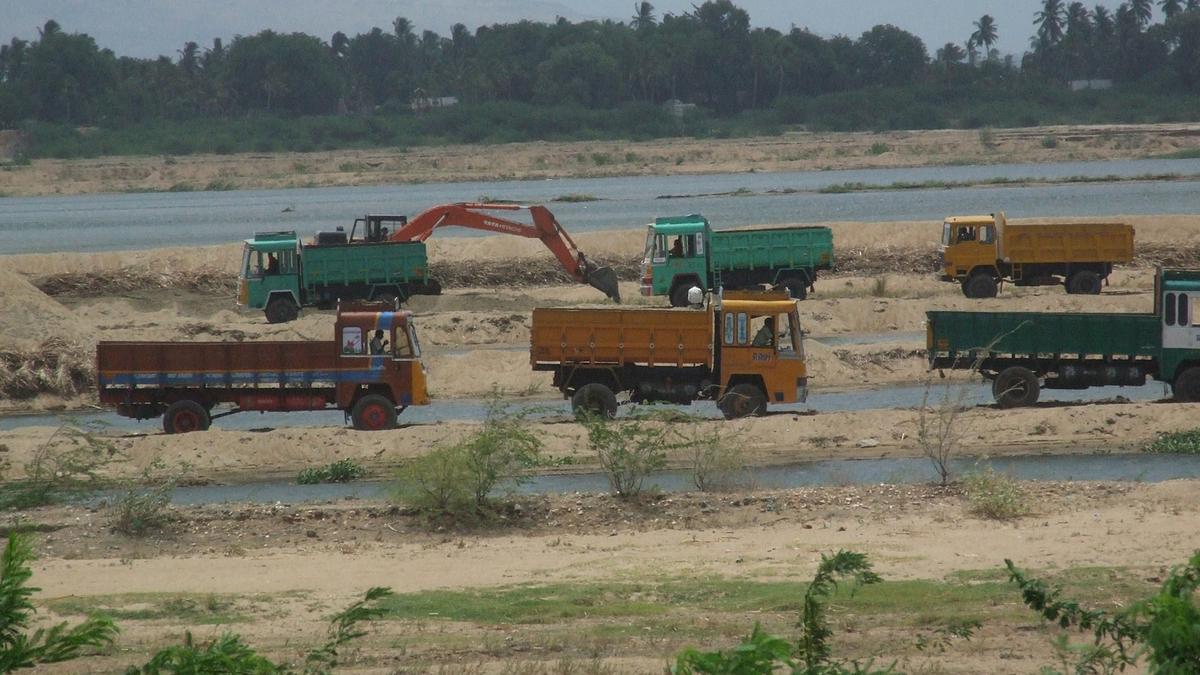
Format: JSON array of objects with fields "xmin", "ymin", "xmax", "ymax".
[
  {"xmin": 141, "ymin": 451, "xmax": 1200, "ymax": 506},
  {"xmin": 2, "ymin": 157, "xmax": 1199, "ymax": 255}
]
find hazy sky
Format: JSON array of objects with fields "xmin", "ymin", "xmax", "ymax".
[{"xmin": 1, "ymin": 1, "xmax": 1144, "ymax": 61}]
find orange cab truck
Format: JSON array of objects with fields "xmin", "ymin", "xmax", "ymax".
[
  {"xmin": 97, "ymin": 302, "xmax": 429, "ymax": 433},
  {"xmin": 530, "ymin": 293, "xmax": 807, "ymax": 419},
  {"xmin": 940, "ymin": 212, "xmax": 1134, "ymax": 298}
]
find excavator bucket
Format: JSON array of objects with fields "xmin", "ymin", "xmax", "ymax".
[{"xmin": 586, "ymin": 266, "xmax": 621, "ymax": 303}]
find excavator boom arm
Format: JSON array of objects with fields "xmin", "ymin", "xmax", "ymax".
[{"xmin": 388, "ymin": 203, "xmax": 619, "ymax": 302}]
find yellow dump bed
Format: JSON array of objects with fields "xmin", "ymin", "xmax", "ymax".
[
  {"xmin": 531, "ymin": 307, "xmax": 713, "ymax": 368},
  {"xmin": 999, "ymin": 221, "xmax": 1134, "ymax": 264}
]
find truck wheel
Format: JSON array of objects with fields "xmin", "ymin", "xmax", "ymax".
[
  {"xmin": 1066, "ymin": 270, "xmax": 1102, "ymax": 295},
  {"xmin": 719, "ymin": 383, "xmax": 766, "ymax": 420},
  {"xmin": 778, "ymin": 276, "xmax": 808, "ymax": 301},
  {"xmin": 163, "ymin": 400, "xmax": 211, "ymax": 434},
  {"xmin": 992, "ymin": 367, "xmax": 1040, "ymax": 408},
  {"xmin": 964, "ymin": 273, "xmax": 998, "ymax": 299},
  {"xmin": 264, "ymin": 296, "xmax": 300, "ymax": 324},
  {"xmin": 571, "ymin": 383, "xmax": 618, "ymax": 419},
  {"xmin": 670, "ymin": 284, "xmax": 693, "ymax": 308},
  {"xmin": 1172, "ymin": 367, "xmax": 1200, "ymax": 402},
  {"xmin": 351, "ymin": 394, "xmax": 398, "ymax": 431}
]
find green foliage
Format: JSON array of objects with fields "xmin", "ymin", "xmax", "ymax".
[
  {"xmin": 1144, "ymin": 428, "xmax": 1200, "ymax": 454},
  {"xmin": 296, "ymin": 458, "xmax": 366, "ymax": 485},
  {"xmin": 125, "ymin": 586, "xmax": 394, "ymax": 674},
  {"xmin": 0, "ymin": 533, "xmax": 118, "ymax": 670},
  {"xmin": 867, "ymin": 141, "xmax": 891, "ymax": 155},
  {"xmin": 688, "ymin": 425, "xmax": 748, "ymax": 492},
  {"xmin": 579, "ymin": 411, "xmax": 674, "ymax": 499},
  {"xmin": 0, "ymin": 421, "xmax": 117, "ymax": 511},
  {"xmin": 1007, "ymin": 552, "xmax": 1200, "ymax": 673},
  {"xmin": 1041, "ymin": 134, "xmax": 1059, "ymax": 148},
  {"xmin": 672, "ymin": 551, "xmax": 891, "ymax": 675},
  {"xmin": 107, "ymin": 463, "xmax": 178, "ymax": 536},
  {"xmin": 392, "ymin": 394, "xmax": 542, "ymax": 520},
  {"xmin": 962, "ymin": 467, "xmax": 1029, "ymax": 520}
]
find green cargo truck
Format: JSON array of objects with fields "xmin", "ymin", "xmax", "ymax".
[
  {"xmin": 238, "ymin": 218, "xmax": 438, "ymax": 323},
  {"xmin": 638, "ymin": 215, "xmax": 834, "ymax": 306},
  {"xmin": 927, "ymin": 268, "xmax": 1200, "ymax": 407}
]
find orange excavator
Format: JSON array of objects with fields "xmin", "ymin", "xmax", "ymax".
[{"xmin": 366, "ymin": 202, "xmax": 620, "ymax": 302}]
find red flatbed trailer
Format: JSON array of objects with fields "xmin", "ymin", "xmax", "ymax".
[{"xmin": 96, "ymin": 303, "xmax": 428, "ymax": 433}]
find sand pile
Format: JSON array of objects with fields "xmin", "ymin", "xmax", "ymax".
[
  {"xmin": 34, "ymin": 265, "xmax": 235, "ymax": 297},
  {"xmin": 0, "ymin": 269, "xmax": 80, "ymax": 348}
]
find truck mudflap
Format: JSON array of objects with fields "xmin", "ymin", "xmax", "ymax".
[{"xmin": 797, "ymin": 377, "xmax": 809, "ymax": 403}]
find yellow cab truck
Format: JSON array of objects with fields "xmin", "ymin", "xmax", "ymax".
[
  {"xmin": 940, "ymin": 211, "xmax": 1134, "ymax": 298},
  {"xmin": 530, "ymin": 291, "xmax": 807, "ymax": 419}
]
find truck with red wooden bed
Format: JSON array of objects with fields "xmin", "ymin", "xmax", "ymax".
[{"xmin": 96, "ymin": 302, "xmax": 427, "ymax": 433}]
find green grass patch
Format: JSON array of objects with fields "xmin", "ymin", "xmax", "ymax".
[
  {"xmin": 46, "ymin": 592, "xmax": 251, "ymax": 625},
  {"xmin": 551, "ymin": 193, "xmax": 600, "ymax": 203},
  {"xmin": 1145, "ymin": 428, "xmax": 1200, "ymax": 454},
  {"xmin": 1154, "ymin": 148, "xmax": 1200, "ymax": 159},
  {"xmin": 297, "ymin": 458, "xmax": 366, "ymax": 484}
]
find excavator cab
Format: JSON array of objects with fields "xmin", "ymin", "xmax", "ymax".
[{"xmin": 351, "ymin": 215, "xmax": 409, "ymax": 243}]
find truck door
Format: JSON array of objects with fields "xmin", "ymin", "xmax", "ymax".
[
  {"xmin": 1162, "ymin": 288, "xmax": 1200, "ymax": 350},
  {"xmin": 718, "ymin": 304, "xmax": 807, "ymax": 404},
  {"xmin": 654, "ymin": 229, "xmax": 707, "ymax": 297},
  {"xmin": 389, "ymin": 320, "xmax": 429, "ymax": 406}
]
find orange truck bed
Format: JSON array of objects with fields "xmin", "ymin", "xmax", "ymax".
[
  {"xmin": 531, "ymin": 307, "xmax": 713, "ymax": 369},
  {"xmin": 999, "ymin": 222, "xmax": 1134, "ymax": 264}
]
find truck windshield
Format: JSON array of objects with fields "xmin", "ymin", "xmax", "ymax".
[
  {"xmin": 781, "ymin": 313, "xmax": 804, "ymax": 359},
  {"xmin": 407, "ymin": 325, "xmax": 422, "ymax": 358},
  {"xmin": 642, "ymin": 228, "xmax": 656, "ymax": 264},
  {"xmin": 941, "ymin": 222, "xmax": 953, "ymax": 245},
  {"xmin": 241, "ymin": 244, "xmax": 253, "ymax": 279}
]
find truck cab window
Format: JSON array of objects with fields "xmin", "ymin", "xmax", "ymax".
[
  {"xmin": 736, "ymin": 313, "xmax": 749, "ymax": 345},
  {"xmin": 941, "ymin": 222, "xmax": 952, "ymax": 246},
  {"xmin": 342, "ymin": 327, "xmax": 365, "ymax": 355},
  {"xmin": 670, "ymin": 237, "xmax": 685, "ymax": 257},
  {"xmin": 979, "ymin": 226, "xmax": 995, "ymax": 244},
  {"xmin": 957, "ymin": 227, "xmax": 975, "ymax": 242},
  {"xmin": 241, "ymin": 245, "xmax": 253, "ymax": 278},
  {"xmin": 1180, "ymin": 293, "xmax": 1190, "ymax": 327},
  {"xmin": 724, "ymin": 313, "xmax": 735, "ymax": 345},
  {"xmin": 394, "ymin": 327, "xmax": 413, "ymax": 358},
  {"xmin": 653, "ymin": 235, "xmax": 669, "ymax": 263},
  {"xmin": 1166, "ymin": 293, "xmax": 1177, "ymax": 326},
  {"xmin": 693, "ymin": 233, "xmax": 704, "ymax": 255}
]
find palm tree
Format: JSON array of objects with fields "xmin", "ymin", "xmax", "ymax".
[
  {"xmin": 1066, "ymin": 3, "xmax": 1092, "ymax": 34},
  {"xmin": 970, "ymin": 14, "xmax": 999, "ymax": 60},
  {"xmin": 37, "ymin": 19, "xmax": 60, "ymax": 38},
  {"xmin": 1130, "ymin": 0, "xmax": 1154, "ymax": 25},
  {"xmin": 632, "ymin": 2, "xmax": 657, "ymax": 30},
  {"xmin": 177, "ymin": 41, "xmax": 199, "ymax": 76},
  {"xmin": 1035, "ymin": 0, "xmax": 1067, "ymax": 44},
  {"xmin": 1093, "ymin": 4, "xmax": 1115, "ymax": 34},
  {"xmin": 330, "ymin": 31, "xmax": 349, "ymax": 58},
  {"xmin": 936, "ymin": 42, "xmax": 966, "ymax": 65},
  {"xmin": 1161, "ymin": 0, "xmax": 1184, "ymax": 16}
]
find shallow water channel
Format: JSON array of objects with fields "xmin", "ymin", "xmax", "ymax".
[
  {"xmin": 151, "ymin": 452, "xmax": 1200, "ymax": 506},
  {"xmin": 0, "ymin": 380, "xmax": 1171, "ymax": 434}
]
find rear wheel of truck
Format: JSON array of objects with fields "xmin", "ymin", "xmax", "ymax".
[
  {"xmin": 963, "ymin": 273, "xmax": 998, "ymax": 299},
  {"xmin": 1066, "ymin": 270, "xmax": 1102, "ymax": 295},
  {"xmin": 351, "ymin": 394, "xmax": 398, "ymax": 431},
  {"xmin": 264, "ymin": 296, "xmax": 300, "ymax": 324},
  {"xmin": 778, "ymin": 276, "xmax": 808, "ymax": 301},
  {"xmin": 571, "ymin": 383, "xmax": 618, "ymax": 419},
  {"xmin": 1172, "ymin": 367, "xmax": 1200, "ymax": 402},
  {"xmin": 992, "ymin": 367, "xmax": 1040, "ymax": 408},
  {"xmin": 163, "ymin": 400, "xmax": 211, "ymax": 434},
  {"xmin": 719, "ymin": 383, "xmax": 766, "ymax": 419}
]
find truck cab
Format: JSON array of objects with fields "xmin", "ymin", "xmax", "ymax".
[
  {"xmin": 714, "ymin": 294, "xmax": 808, "ymax": 417},
  {"xmin": 238, "ymin": 231, "xmax": 303, "ymax": 323},
  {"xmin": 640, "ymin": 216, "xmax": 709, "ymax": 306},
  {"xmin": 940, "ymin": 214, "xmax": 998, "ymax": 281},
  {"xmin": 332, "ymin": 302, "xmax": 429, "ymax": 428}
]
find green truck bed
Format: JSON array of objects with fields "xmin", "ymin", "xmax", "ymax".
[
  {"xmin": 301, "ymin": 241, "xmax": 428, "ymax": 289},
  {"xmin": 927, "ymin": 310, "xmax": 1162, "ymax": 363},
  {"xmin": 709, "ymin": 227, "xmax": 833, "ymax": 274}
]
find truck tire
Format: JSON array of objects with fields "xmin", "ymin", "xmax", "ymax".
[
  {"xmin": 778, "ymin": 275, "xmax": 808, "ymax": 301},
  {"xmin": 1066, "ymin": 270, "xmax": 1102, "ymax": 295},
  {"xmin": 1172, "ymin": 367, "xmax": 1200, "ymax": 402},
  {"xmin": 571, "ymin": 383, "xmax": 618, "ymax": 419},
  {"xmin": 264, "ymin": 296, "xmax": 300, "ymax": 324},
  {"xmin": 992, "ymin": 367, "xmax": 1040, "ymax": 408},
  {"xmin": 163, "ymin": 400, "xmax": 211, "ymax": 434},
  {"xmin": 718, "ymin": 383, "xmax": 766, "ymax": 419},
  {"xmin": 350, "ymin": 394, "xmax": 398, "ymax": 431},
  {"xmin": 963, "ymin": 273, "xmax": 998, "ymax": 299},
  {"xmin": 670, "ymin": 284, "xmax": 693, "ymax": 308}
]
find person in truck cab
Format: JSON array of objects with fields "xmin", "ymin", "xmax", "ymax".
[
  {"xmin": 369, "ymin": 329, "xmax": 390, "ymax": 355},
  {"xmin": 752, "ymin": 317, "xmax": 776, "ymax": 347},
  {"xmin": 265, "ymin": 253, "xmax": 280, "ymax": 274},
  {"xmin": 670, "ymin": 237, "xmax": 684, "ymax": 257}
]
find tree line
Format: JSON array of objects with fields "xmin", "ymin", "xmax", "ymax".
[{"xmin": 1, "ymin": 1, "xmax": 1199, "ymax": 143}]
